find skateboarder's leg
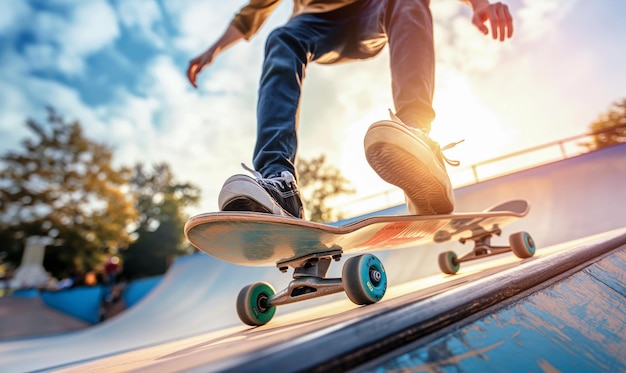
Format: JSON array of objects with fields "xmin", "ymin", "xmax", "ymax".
[
  {"xmin": 385, "ymin": 0, "xmax": 436, "ymax": 134},
  {"xmin": 221, "ymin": 11, "xmax": 354, "ymax": 218},
  {"xmin": 252, "ymin": 23, "xmax": 305, "ymax": 180},
  {"xmin": 253, "ymin": 12, "xmax": 354, "ymax": 179},
  {"xmin": 338, "ymin": 0, "xmax": 434, "ymax": 132},
  {"xmin": 362, "ymin": 0, "xmax": 457, "ymax": 215}
]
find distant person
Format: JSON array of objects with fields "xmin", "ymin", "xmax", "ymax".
[
  {"xmin": 188, "ymin": 0, "xmax": 513, "ymax": 218},
  {"xmin": 104, "ymin": 256, "xmax": 121, "ymax": 286}
]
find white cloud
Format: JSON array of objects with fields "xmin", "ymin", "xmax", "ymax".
[
  {"xmin": 65, "ymin": 1, "xmax": 120, "ymax": 55},
  {"xmin": 115, "ymin": 0, "xmax": 165, "ymax": 48},
  {"xmin": 24, "ymin": 78, "xmax": 108, "ymax": 136},
  {"xmin": 26, "ymin": 0, "xmax": 120, "ymax": 75},
  {"xmin": 0, "ymin": 72, "xmax": 111, "ymax": 165},
  {"xmin": 517, "ymin": 0, "xmax": 578, "ymax": 42},
  {"xmin": 431, "ymin": 0, "xmax": 463, "ymax": 20},
  {"xmin": 165, "ymin": 0, "xmax": 293, "ymax": 54},
  {"xmin": 0, "ymin": 82, "xmax": 32, "ymax": 149},
  {"xmin": 91, "ymin": 53, "xmax": 261, "ymax": 213},
  {"xmin": 163, "ymin": 0, "xmax": 242, "ymax": 54},
  {"xmin": 432, "ymin": 0, "xmax": 514, "ymax": 75}
]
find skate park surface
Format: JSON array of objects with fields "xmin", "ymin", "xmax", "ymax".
[{"xmin": 1, "ymin": 143, "xmax": 625, "ymax": 372}]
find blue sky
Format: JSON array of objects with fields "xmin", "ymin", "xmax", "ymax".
[{"xmin": 1, "ymin": 0, "xmax": 625, "ymax": 216}]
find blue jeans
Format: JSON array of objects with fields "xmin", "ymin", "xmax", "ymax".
[{"xmin": 253, "ymin": 0, "xmax": 435, "ymax": 178}]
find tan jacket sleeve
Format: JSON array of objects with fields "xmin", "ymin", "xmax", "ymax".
[{"xmin": 230, "ymin": 0, "xmax": 283, "ymax": 40}]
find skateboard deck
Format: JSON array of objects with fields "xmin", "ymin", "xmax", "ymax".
[
  {"xmin": 184, "ymin": 199, "xmax": 535, "ymax": 326},
  {"xmin": 185, "ymin": 199, "xmax": 529, "ymax": 267}
]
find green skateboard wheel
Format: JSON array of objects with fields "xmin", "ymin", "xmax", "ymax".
[
  {"xmin": 438, "ymin": 251, "xmax": 460, "ymax": 275},
  {"xmin": 236, "ymin": 282, "xmax": 276, "ymax": 326}
]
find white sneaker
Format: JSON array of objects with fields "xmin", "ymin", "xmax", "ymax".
[
  {"xmin": 364, "ymin": 113, "xmax": 461, "ymax": 215},
  {"xmin": 218, "ymin": 164, "xmax": 304, "ymax": 218}
]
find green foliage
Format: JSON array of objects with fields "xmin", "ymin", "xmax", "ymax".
[
  {"xmin": 119, "ymin": 163, "xmax": 200, "ymax": 280},
  {"xmin": 296, "ymin": 155, "xmax": 355, "ymax": 222},
  {"xmin": 584, "ymin": 98, "xmax": 626, "ymax": 150},
  {"xmin": 0, "ymin": 109, "xmax": 200, "ymax": 281},
  {"xmin": 0, "ymin": 108, "xmax": 137, "ymax": 277}
]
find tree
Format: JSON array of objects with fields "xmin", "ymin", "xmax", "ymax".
[
  {"xmin": 119, "ymin": 163, "xmax": 200, "ymax": 280},
  {"xmin": 0, "ymin": 108, "xmax": 137, "ymax": 278},
  {"xmin": 296, "ymin": 155, "xmax": 355, "ymax": 222},
  {"xmin": 584, "ymin": 98, "xmax": 626, "ymax": 150}
]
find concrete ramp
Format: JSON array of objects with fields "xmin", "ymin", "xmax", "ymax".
[
  {"xmin": 380, "ymin": 143, "xmax": 626, "ymax": 285},
  {"xmin": 49, "ymin": 229, "xmax": 626, "ymax": 372},
  {"xmin": 0, "ymin": 255, "xmax": 285, "ymax": 371},
  {"xmin": 0, "ymin": 143, "xmax": 625, "ymax": 372}
]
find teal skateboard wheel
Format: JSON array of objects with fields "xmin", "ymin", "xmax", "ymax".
[
  {"xmin": 343, "ymin": 254, "xmax": 387, "ymax": 305},
  {"xmin": 510, "ymin": 231, "xmax": 536, "ymax": 258}
]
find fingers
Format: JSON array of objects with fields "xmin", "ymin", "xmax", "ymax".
[
  {"xmin": 504, "ymin": 5, "xmax": 514, "ymax": 39},
  {"xmin": 186, "ymin": 52, "xmax": 213, "ymax": 88},
  {"xmin": 490, "ymin": 2, "xmax": 513, "ymax": 41},
  {"xmin": 473, "ymin": 17, "xmax": 489, "ymax": 35},
  {"xmin": 186, "ymin": 59, "xmax": 199, "ymax": 88},
  {"xmin": 474, "ymin": 2, "xmax": 513, "ymax": 41},
  {"xmin": 187, "ymin": 46, "xmax": 216, "ymax": 88}
]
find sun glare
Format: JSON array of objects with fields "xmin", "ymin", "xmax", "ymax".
[
  {"xmin": 332, "ymin": 67, "xmax": 521, "ymax": 214},
  {"xmin": 431, "ymin": 69, "xmax": 514, "ymax": 166}
]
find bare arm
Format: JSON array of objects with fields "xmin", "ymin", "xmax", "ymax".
[
  {"xmin": 461, "ymin": 0, "xmax": 513, "ymax": 41},
  {"xmin": 187, "ymin": 24, "xmax": 245, "ymax": 88}
]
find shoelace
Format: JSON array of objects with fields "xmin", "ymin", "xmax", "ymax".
[
  {"xmin": 438, "ymin": 140, "xmax": 464, "ymax": 167},
  {"xmin": 241, "ymin": 163, "xmax": 294, "ymax": 188},
  {"xmin": 388, "ymin": 109, "xmax": 464, "ymax": 167}
]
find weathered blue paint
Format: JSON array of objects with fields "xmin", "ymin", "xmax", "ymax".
[
  {"xmin": 584, "ymin": 248, "xmax": 626, "ymax": 297},
  {"xmin": 366, "ymin": 247, "xmax": 626, "ymax": 373}
]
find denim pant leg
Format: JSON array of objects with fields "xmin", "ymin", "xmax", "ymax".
[
  {"xmin": 384, "ymin": 0, "xmax": 436, "ymax": 132},
  {"xmin": 253, "ymin": 14, "xmax": 351, "ymax": 179},
  {"xmin": 253, "ymin": 0, "xmax": 436, "ymax": 178},
  {"xmin": 340, "ymin": 0, "xmax": 436, "ymax": 131}
]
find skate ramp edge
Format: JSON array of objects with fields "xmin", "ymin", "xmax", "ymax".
[
  {"xmin": 211, "ymin": 229, "xmax": 626, "ymax": 372},
  {"xmin": 364, "ymin": 239, "xmax": 626, "ymax": 372}
]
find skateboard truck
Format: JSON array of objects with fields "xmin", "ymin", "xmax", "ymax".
[
  {"xmin": 458, "ymin": 224, "xmax": 509, "ymax": 258},
  {"xmin": 270, "ymin": 249, "xmax": 345, "ymax": 307},
  {"xmin": 277, "ymin": 250, "xmax": 342, "ymax": 274},
  {"xmin": 438, "ymin": 224, "xmax": 536, "ymax": 275},
  {"xmin": 236, "ymin": 249, "xmax": 388, "ymax": 326}
]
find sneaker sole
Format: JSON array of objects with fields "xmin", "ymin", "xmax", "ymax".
[
  {"xmin": 364, "ymin": 121, "xmax": 454, "ymax": 215},
  {"xmin": 218, "ymin": 175, "xmax": 290, "ymax": 216}
]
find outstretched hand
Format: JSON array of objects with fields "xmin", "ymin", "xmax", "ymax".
[
  {"xmin": 187, "ymin": 47, "xmax": 218, "ymax": 88},
  {"xmin": 471, "ymin": 2, "xmax": 513, "ymax": 41},
  {"xmin": 186, "ymin": 25, "xmax": 245, "ymax": 88}
]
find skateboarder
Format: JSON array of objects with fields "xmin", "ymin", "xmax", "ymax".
[{"xmin": 187, "ymin": 0, "xmax": 513, "ymax": 219}]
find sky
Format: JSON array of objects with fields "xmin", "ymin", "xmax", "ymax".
[{"xmin": 1, "ymin": 0, "xmax": 625, "ymax": 217}]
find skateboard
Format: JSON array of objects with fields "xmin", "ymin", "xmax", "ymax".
[{"xmin": 184, "ymin": 199, "xmax": 535, "ymax": 326}]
